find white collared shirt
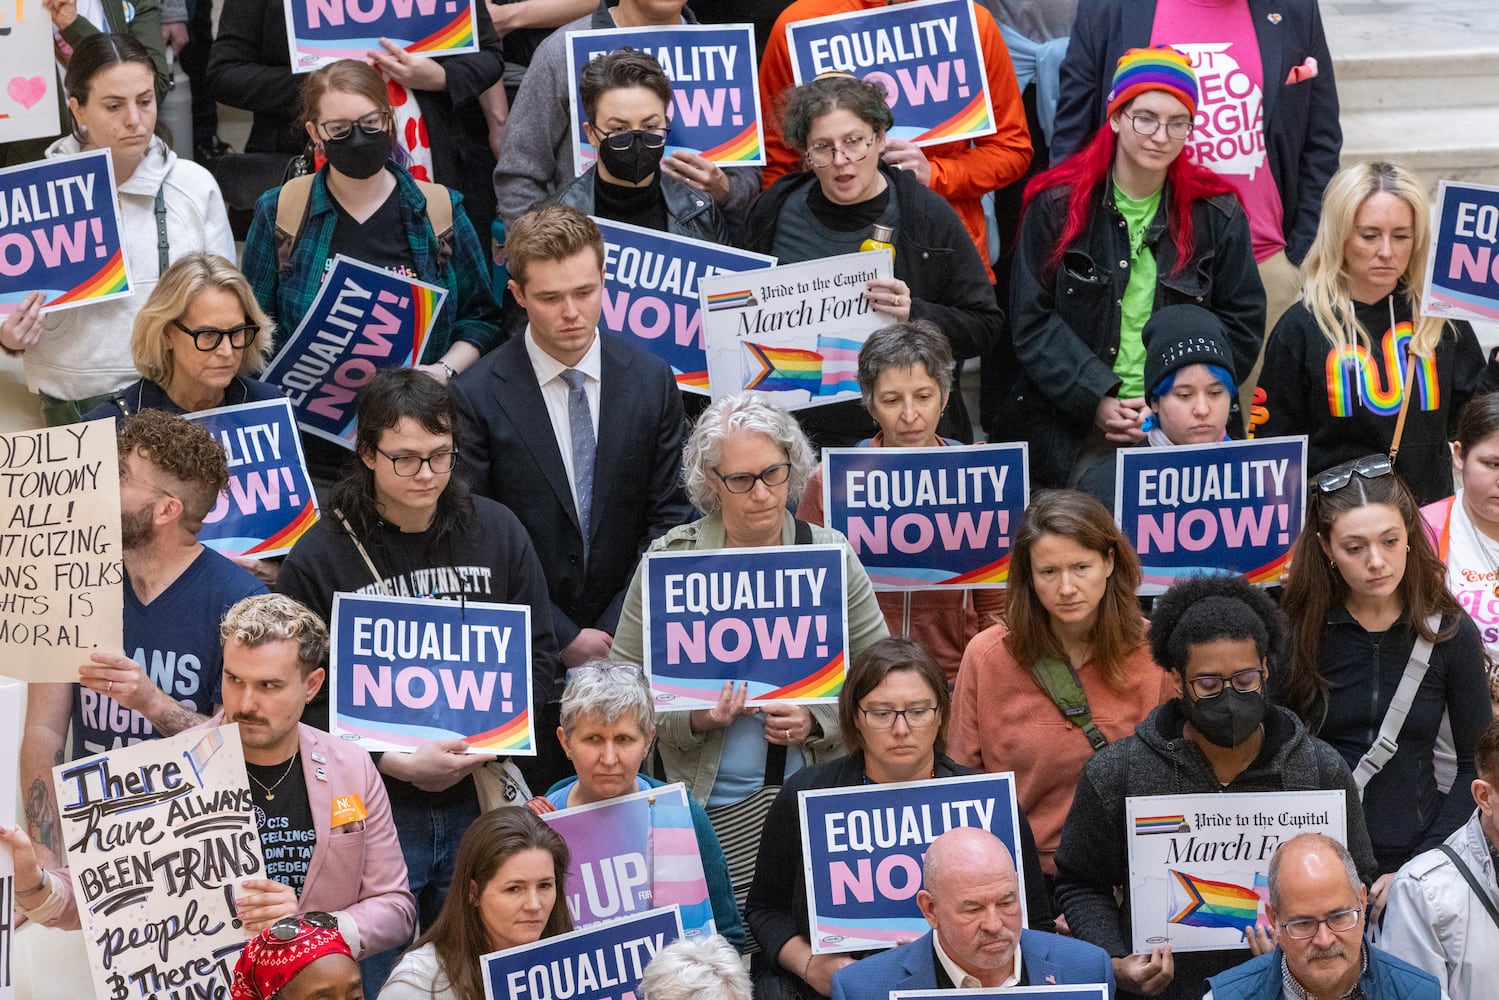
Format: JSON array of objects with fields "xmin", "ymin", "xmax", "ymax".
[
  {"xmin": 524, "ymin": 328, "xmax": 602, "ymax": 519},
  {"xmin": 932, "ymin": 930, "xmax": 1021, "ymax": 990}
]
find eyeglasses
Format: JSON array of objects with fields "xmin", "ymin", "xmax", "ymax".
[
  {"xmin": 596, "ymin": 126, "xmax": 668, "ymax": 150},
  {"xmin": 171, "ymin": 318, "xmax": 258, "ymax": 352},
  {"xmin": 806, "ymin": 134, "xmax": 877, "ymax": 167},
  {"xmin": 1126, "ymin": 113, "xmax": 1194, "ymax": 140},
  {"xmin": 566, "ymin": 662, "xmax": 645, "ymax": 683},
  {"xmin": 248, "ymin": 912, "xmax": 339, "ymax": 1000},
  {"xmin": 1278, "ymin": 906, "xmax": 1362, "ymax": 939},
  {"xmin": 317, "ymin": 111, "xmax": 390, "ymax": 141},
  {"xmin": 375, "ymin": 448, "xmax": 458, "ymax": 477},
  {"xmin": 714, "ymin": 462, "xmax": 791, "ymax": 494},
  {"xmin": 858, "ymin": 705, "xmax": 939, "ymax": 729},
  {"xmin": 1187, "ymin": 668, "xmax": 1266, "ymax": 699},
  {"xmin": 120, "ymin": 467, "xmax": 176, "ymax": 500},
  {"xmin": 1315, "ymin": 454, "xmax": 1393, "ymax": 493}
]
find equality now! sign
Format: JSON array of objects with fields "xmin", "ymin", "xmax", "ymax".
[
  {"xmin": 330, "ymin": 593, "xmax": 536, "ymax": 755},
  {"xmin": 263, "ymin": 255, "xmax": 446, "ymax": 449},
  {"xmin": 1423, "ymin": 179, "xmax": 1499, "ymax": 323},
  {"xmin": 482, "ymin": 907, "xmax": 682, "ymax": 1000},
  {"xmin": 566, "ymin": 24, "xmax": 764, "ymax": 174},
  {"xmin": 0, "ymin": 149, "xmax": 130, "ymax": 316},
  {"xmin": 1126, "ymin": 790, "xmax": 1347, "ymax": 954},
  {"xmin": 786, "ymin": 0, "xmax": 995, "ymax": 146},
  {"xmin": 642, "ymin": 544, "xmax": 849, "ymax": 709},
  {"xmin": 284, "ymin": 0, "xmax": 479, "ymax": 72},
  {"xmin": 1116, "ymin": 436, "xmax": 1306, "ymax": 594},
  {"xmin": 186, "ymin": 398, "xmax": 319, "ymax": 558},
  {"xmin": 800, "ymin": 772, "xmax": 1024, "ymax": 954},
  {"xmin": 822, "ymin": 443, "xmax": 1027, "ymax": 589},
  {"xmin": 595, "ymin": 219, "xmax": 774, "ymax": 394}
]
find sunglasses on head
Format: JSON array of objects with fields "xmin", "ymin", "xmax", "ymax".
[
  {"xmin": 248, "ymin": 912, "xmax": 339, "ymax": 1000},
  {"xmin": 1314, "ymin": 454, "xmax": 1393, "ymax": 494}
]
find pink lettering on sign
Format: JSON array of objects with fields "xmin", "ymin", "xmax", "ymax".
[
  {"xmin": 1136, "ymin": 504, "xmax": 1289, "ymax": 554},
  {"xmin": 0, "ymin": 217, "xmax": 106, "ymax": 276},
  {"xmin": 601, "ymin": 289, "xmax": 700, "ymax": 347},
  {"xmin": 828, "ymin": 855, "xmax": 923, "ymax": 906},
  {"xmin": 305, "ymin": 0, "xmax": 450, "ymax": 29},
  {"xmin": 664, "ymin": 614, "xmax": 831, "ymax": 664},
  {"xmin": 203, "ymin": 468, "xmax": 302, "ymax": 525},
  {"xmin": 863, "ymin": 58, "xmax": 968, "ymax": 109},
  {"xmin": 351, "ymin": 662, "xmax": 512, "ymax": 712},
  {"xmin": 672, "ymin": 88, "xmax": 745, "ymax": 129},
  {"xmin": 1449, "ymin": 244, "xmax": 1499, "ymax": 283},
  {"xmin": 845, "ymin": 510, "xmax": 1008, "ymax": 555}
]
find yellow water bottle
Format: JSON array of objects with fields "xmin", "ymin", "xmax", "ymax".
[{"xmin": 860, "ymin": 223, "xmax": 895, "ymax": 261}]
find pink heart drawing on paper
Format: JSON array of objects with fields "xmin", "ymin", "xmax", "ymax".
[{"xmin": 7, "ymin": 76, "xmax": 48, "ymax": 110}]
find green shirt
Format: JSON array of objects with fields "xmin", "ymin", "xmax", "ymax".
[{"xmin": 1113, "ymin": 183, "xmax": 1162, "ymax": 399}]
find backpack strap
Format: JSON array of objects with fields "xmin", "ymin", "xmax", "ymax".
[
  {"xmin": 1032, "ymin": 657, "xmax": 1108, "ymax": 752},
  {"xmin": 1351, "ymin": 614, "xmax": 1444, "ymax": 794},
  {"xmin": 1438, "ymin": 845, "xmax": 1499, "ymax": 930},
  {"xmin": 273, "ymin": 175, "xmax": 316, "ymax": 274},
  {"xmin": 793, "ymin": 518, "xmax": 814, "ymax": 546},
  {"xmin": 414, "ymin": 179, "xmax": 455, "ymax": 271}
]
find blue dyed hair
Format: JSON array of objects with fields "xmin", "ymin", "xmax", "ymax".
[{"xmin": 1142, "ymin": 363, "xmax": 1237, "ymax": 432}]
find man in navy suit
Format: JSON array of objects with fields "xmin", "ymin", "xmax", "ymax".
[
  {"xmin": 452, "ymin": 204, "xmax": 693, "ymax": 786},
  {"xmin": 832, "ymin": 828, "xmax": 1116, "ymax": 999}
]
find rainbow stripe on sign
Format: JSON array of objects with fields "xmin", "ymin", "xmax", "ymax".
[
  {"xmin": 1135, "ymin": 814, "xmax": 1189, "ymax": 835},
  {"xmin": 408, "ymin": 8, "xmax": 475, "ymax": 53},
  {"xmin": 412, "ymin": 284, "xmax": 443, "ymax": 354},
  {"xmin": 676, "ymin": 369, "xmax": 711, "ymax": 391},
  {"xmin": 700, "ymin": 121, "xmax": 764, "ymax": 162},
  {"xmin": 914, "ymin": 89, "xmax": 993, "ymax": 144},
  {"xmin": 47, "ymin": 248, "xmax": 129, "ymax": 307},
  {"xmin": 465, "ymin": 709, "xmax": 532, "ymax": 752},
  {"xmin": 706, "ymin": 289, "xmax": 757, "ymax": 311},
  {"xmin": 243, "ymin": 500, "xmax": 320, "ymax": 556},
  {"xmin": 761, "ymin": 653, "xmax": 845, "ymax": 701},
  {"xmin": 1168, "ymin": 870, "xmax": 1261, "ymax": 932},
  {"xmin": 744, "ymin": 336, "xmax": 860, "ymax": 396}
]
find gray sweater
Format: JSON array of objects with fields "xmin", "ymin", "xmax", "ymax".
[
  {"xmin": 1054, "ymin": 699, "xmax": 1377, "ymax": 1000},
  {"xmin": 491, "ymin": 0, "xmax": 761, "ymax": 228}
]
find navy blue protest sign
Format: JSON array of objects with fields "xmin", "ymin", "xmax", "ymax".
[
  {"xmin": 261, "ymin": 255, "xmax": 446, "ymax": 449},
  {"xmin": 641, "ymin": 544, "xmax": 848, "ymax": 709},
  {"xmin": 482, "ymin": 906, "xmax": 682, "ymax": 1000},
  {"xmin": 187, "ymin": 398, "xmax": 319, "ymax": 558},
  {"xmin": 1116, "ymin": 437, "xmax": 1307, "ymax": 594},
  {"xmin": 822, "ymin": 443, "xmax": 1026, "ymax": 590},
  {"xmin": 786, "ymin": 0, "xmax": 995, "ymax": 146},
  {"xmin": 284, "ymin": 0, "xmax": 479, "ymax": 73},
  {"xmin": 799, "ymin": 772, "xmax": 1024, "ymax": 954},
  {"xmin": 330, "ymin": 593, "xmax": 536, "ymax": 755},
  {"xmin": 595, "ymin": 218, "xmax": 775, "ymax": 394},
  {"xmin": 0, "ymin": 149, "xmax": 131, "ymax": 316},
  {"xmin": 565, "ymin": 24, "xmax": 764, "ymax": 175},
  {"xmin": 1425, "ymin": 179, "xmax": 1499, "ymax": 323}
]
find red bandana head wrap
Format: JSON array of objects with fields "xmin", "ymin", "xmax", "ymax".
[{"xmin": 231, "ymin": 913, "xmax": 353, "ymax": 1000}]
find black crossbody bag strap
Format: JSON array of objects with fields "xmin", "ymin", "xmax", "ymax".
[{"xmin": 1438, "ymin": 845, "xmax": 1499, "ymax": 930}]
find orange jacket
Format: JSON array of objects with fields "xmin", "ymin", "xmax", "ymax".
[{"xmin": 757, "ymin": 0, "xmax": 1033, "ymax": 281}]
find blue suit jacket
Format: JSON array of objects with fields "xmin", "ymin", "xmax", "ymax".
[{"xmin": 831, "ymin": 929, "xmax": 1116, "ymax": 1000}]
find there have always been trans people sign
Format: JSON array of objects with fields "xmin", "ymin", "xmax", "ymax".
[
  {"xmin": 566, "ymin": 24, "xmax": 765, "ymax": 175},
  {"xmin": 799, "ymin": 772, "xmax": 1024, "ymax": 954},
  {"xmin": 785, "ymin": 0, "xmax": 995, "ymax": 145},
  {"xmin": 330, "ymin": 593, "xmax": 536, "ymax": 755},
  {"xmin": 594, "ymin": 218, "xmax": 774, "ymax": 394},
  {"xmin": 641, "ymin": 544, "xmax": 849, "ymax": 710},
  {"xmin": 822, "ymin": 443, "xmax": 1027, "ymax": 589},
  {"xmin": 284, "ymin": 0, "xmax": 480, "ymax": 72},
  {"xmin": 262, "ymin": 255, "xmax": 446, "ymax": 449},
  {"xmin": 1115, "ymin": 436, "xmax": 1306, "ymax": 594}
]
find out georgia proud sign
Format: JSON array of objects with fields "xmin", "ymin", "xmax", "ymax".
[
  {"xmin": 1423, "ymin": 179, "xmax": 1499, "ymax": 323},
  {"xmin": 822, "ymin": 443, "xmax": 1027, "ymax": 589},
  {"xmin": 785, "ymin": 0, "xmax": 995, "ymax": 146},
  {"xmin": 283, "ymin": 0, "xmax": 480, "ymax": 72},
  {"xmin": 641, "ymin": 544, "xmax": 849, "ymax": 710}
]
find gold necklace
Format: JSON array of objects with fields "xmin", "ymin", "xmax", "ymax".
[{"xmin": 248, "ymin": 752, "xmax": 299, "ymax": 802}]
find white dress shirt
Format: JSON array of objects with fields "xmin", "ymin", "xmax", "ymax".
[
  {"xmin": 932, "ymin": 929, "xmax": 1022, "ymax": 990},
  {"xmin": 524, "ymin": 328, "xmax": 602, "ymax": 522}
]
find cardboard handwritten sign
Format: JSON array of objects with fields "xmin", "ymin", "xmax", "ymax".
[
  {"xmin": 1116, "ymin": 436, "xmax": 1307, "ymax": 594},
  {"xmin": 0, "ymin": 682, "xmax": 19, "ymax": 1000},
  {"xmin": 262, "ymin": 255, "xmax": 445, "ymax": 449},
  {"xmin": 187, "ymin": 398, "xmax": 319, "ymax": 558},
  {"xmin": 0, "ymin": 419, "xmax": 123, "ymax": 682},
  {"xmin": 330, "ymin": 592, "xmax": 536, "ymax": 755},
  {"xmin": 565, "ymin": 24, "xmax": 764, "ymax": 174},
  {"xmin": 53, "ymin": 726, "xmax": 262, "ymax": 1000},
  {"xmin": 699, "ymin": 251, "xmax": 892, "ymax": 411},
  {"xmin": 1423, "ymin": 179, "xmax": 1499, "ymax": 323},
  {"xmin": 542, "ymin": 783, "xmax": 715, "ymax": 936},
  {"xmin": 284, "ymin": 0, "xmax": 479, "ymax": 72},
  {"xmin": 481, "ymin": 907, "xmax": 683, "ymax": 1000},
  {"xmin": 595, "ymin": 218, "xmax": 774, "ymax": 394},
  {"xmin": 799, "ymin": 772, "xmax": 1024, "ymax": 954},
  {"xmin": 1126, "ymin": 789, "xmax": 1347, "ymax": 954},
  {"xmin": 0, "ymin": 150, "xmax": 131, "ymax": 316},
  {"xmin": 642, "ymin": 543, "xmax": 849, "ymax": 710},
  {"xmin": 0, "ymin": 0, "xmax": 60, "ymax": 143},
  {"xmin": 823, "ymin": 443, "xmax": 1027, "ymax": 590},
  {"xmin": 786, "ymin": 0, "xmax": 995, "ymax": 146}
]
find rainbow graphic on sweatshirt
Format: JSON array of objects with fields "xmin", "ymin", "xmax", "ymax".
[{"xmin": 1323, "ymin": 321, "xmax": 1438, "ymax": 417}]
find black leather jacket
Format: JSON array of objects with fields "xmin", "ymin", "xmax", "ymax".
[
  {"xmin": 1003, "ymin": 182, "xmax": 1265, "ymax": 487},
  {"xmin": 551, "ymin": 167, "xmax": 728, "ymax": 245}
]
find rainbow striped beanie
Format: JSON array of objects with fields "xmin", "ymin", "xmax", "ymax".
[{"xmin": 1106, "ymin": 45, "xmax": 1199, "ymax": 117}]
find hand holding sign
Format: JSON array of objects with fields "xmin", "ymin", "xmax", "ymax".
[
  {"xmin": 367, "ymin": 37, "xmax": 448, "ymax": 91},
  {"xmin": 0, "ymin": 289, "xmax": 44, "ymax": 350},
  {"xmin": 378, "ymin": 738, "xmax": 495, "ymax": 793},
  {"xmin": 662, "ymin": 151, "xmax": 731, "ymax": 204}
]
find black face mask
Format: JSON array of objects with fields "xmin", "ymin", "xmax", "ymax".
[
  {"xmin": 597, "ymin": 130, "xmax": 666, "ymax": 185},
  {"xmin": 323, "ymin": 128, "xmax": 391, "ymax": 180},
  {"xmin": 1189, "ymin": 688, "xmax": 1266, "ymax": 748}
]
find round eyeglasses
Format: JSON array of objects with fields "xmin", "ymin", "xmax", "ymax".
[
  {"xmin": 713, "ymin": 462, "xmax": 791, "ymax": 494},
  {"xmin": 805, "ymin": 135, "xmax": 877, "ymax": 168},
  {"xmin": 1187, "ymin": 668, "xmax": 1266, "ymax": 699},
  {"xmin": 376, "ymin": 448, "xmax": 458, "ymax": 477},
  {"xmin": 1126, "ymin": 113, "xmax": 1194, "ymax": 140}
]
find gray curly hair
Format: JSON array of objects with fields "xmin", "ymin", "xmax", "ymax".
[{"xmin": 682, "ymin": 392, "xmax": 816, "ymax": 514}]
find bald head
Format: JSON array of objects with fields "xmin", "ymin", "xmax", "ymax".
[
  {"xmin": 922, "ymin": 827, "xmax": 1017, "ymax": 899},
  {"xmin": 916, "ymin": 828, "xmax": 1022, "ymax": 986},
  {"xmin": 1267, "ymin": 833, "xmax": 1360, "ymax": 912}
]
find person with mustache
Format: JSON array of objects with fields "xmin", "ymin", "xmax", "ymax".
[
  {"xmin": 830, "ymin": 827, "xmax": 1114, "ymax": 999},
  {"xmin": 1205, "ymin": 834, "xmax": 1440, "ymax": 1000}
]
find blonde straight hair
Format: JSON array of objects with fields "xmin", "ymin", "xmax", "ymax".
[{"xmin": 1300, "ymin": 160, "xmax": 1444, "ymax": 357}]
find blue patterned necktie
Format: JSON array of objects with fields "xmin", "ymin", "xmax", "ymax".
[{"xmin": 561, "ymin": 368, "xmax": 595, "ymax": 552}]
